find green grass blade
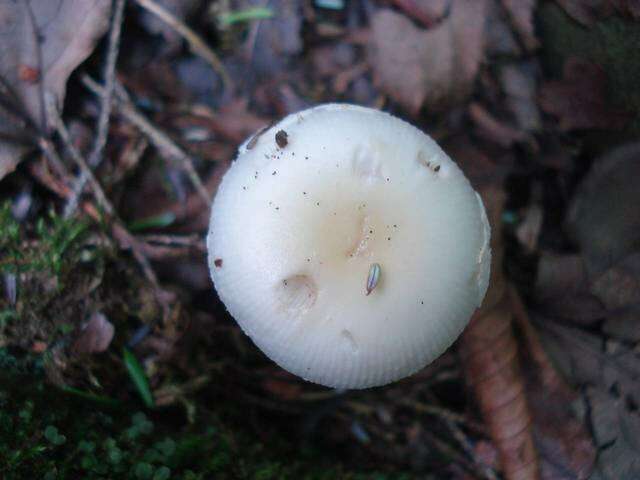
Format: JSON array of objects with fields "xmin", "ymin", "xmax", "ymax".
[
  {"xmin": 123, "ymin": 348, "xmax": 154, "ymax": 408},
  {"xmin": 218, "ymin": 7, "xmax": 273, "ymax": 26}
]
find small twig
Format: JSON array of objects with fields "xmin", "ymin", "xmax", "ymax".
[
  {"xmin": 33, "ymin": 128, "xmax": 171, "ymax": 324},
  {"xmin": 82, "ymin": 75, "xmax": 211, "ymax": 204},
  {"xmin": 444, "ymin": 418, "xmax": 499, "ymax": 480},
  {"xmin": 406, "ymin": 400, "xmax": 486, "ymax": 433},
  {"xmin": 65, "ymin": 0, "xmax": 126, "ymax": 218},
  {"xmin": 45, "ymin": 94, "xmax": 114, "ymax": 217},
  {"xmin": 134, "ymin": 0, "xmax": 232, "ymax": 92},
  {"xmin": 138, "ymin": 234, "xmax": 206, "ymax": 250}
]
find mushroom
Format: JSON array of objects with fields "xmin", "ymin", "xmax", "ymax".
[{"xmin": 207, "ymin": 104, "xmax": 490, "ymax": 389}]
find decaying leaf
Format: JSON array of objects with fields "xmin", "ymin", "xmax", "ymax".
[
  {"xmin": 511, "ymin": 292, "xmax": 596, "ymax": 480},
  {"xmin": 589, "ymin": 387, "xmax": 640, "ymax": 480},
  {"xmin": 73, "ymin": 311, "xmax": 115, "ymax": 354},
  {"xmin": 566, "ymin": 142, "xmax": 640, "ymax": 274},
  {"xmin": 538, "ymin": 57, "xmax": 632, "ymax": 131},
  {"xmin": 460, "ymin": 186, "xmax": 540, "ymax": 480},
  {"xmin": 500, "ymin": 0, "xmax": 539, "ymax": 51},
  {"xmin": 368, "ymin": 0, "xmax": 487, "ymax": 114},
  {"xmin": 542, "ymin": 319, "xmax": 640, "ymax": 479},
  {"xmin": 0, "ymin": 0, "xmax": 111, "ymax": 180},
  {"xmin": 555, "ymin": 0, "xmax": 640, "ymax": 26},
  {"xmin": 590, "ymin": 253, "xmax": 640, "ymax": 310}
]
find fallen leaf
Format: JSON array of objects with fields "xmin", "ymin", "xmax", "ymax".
[
  {"xmin": 511, "ymin": 291, "xmax": 596, "ymax": 480},
  {"xmin": 500, "ymin": 0, "xmax": 539, "ymax": 51},
  {"xmin": 554, "ymin": 0, "xmax": 613, "ymax": 26},
  {"xmin": 485, "ymin": 0, "xmax": 521, "ymax": 56},
  {"xmin": 468, "ymin": 102, "xmax": 528, "ymax": 147},
  {"xmin": 368, "ymin": 1, "xmax": 487, "ymax": 114},
  {"xmin": 459, "ymin": 186, "xmax": 540, "ymax": 480},
  {"xmin": 602, "ymin": 307, "xmax": 640, "ymax": 342},
  {"xmin": 590, "ymin": 254, "xmax": 640, "ymax": 310},
  {"xmin": 73, "ymin": 312, "xmax": 115, "ymax": 354},
  {"xmin": 500, "ymin": 62, "xmax": 541, "ymax": 133},
  {"xmin": 0, "ymin": 0, "xmax": 112, "ymax": 180},
  {"xmin": 389, "ymin": 0, "xmax": 450, "ymax": 27},
  {"xmin": 588, "ymin": 387, "xmax": 640, "ymax": 479},
  {"xmin": 541, "ymin": 321, "xmax": 640, "ymax": 414},
  {"xmin": 534, "ymin": 252, "xmax": 605, "ymax": 325},
  {"xmin": 554, "ymin": 0, "xmax": 640, "ymax": 26},
  {"xmin": 538, "ymin": 57, "xmax": 632, "ymax": 131},
  {"xmin": 566, "ymin": 142, "xmax": 640, "ymax": 275},
  {"xmin": 515, "ymin": 203, "xmax": 543, "ymax": 253}
]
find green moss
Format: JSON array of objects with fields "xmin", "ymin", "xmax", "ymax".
[
  {"xmin": 0, "ymin": 348, "xmax": 409, "ymax": 479},
  {"xmin": 0, "ymin": 201, "xmax": 88, "ymax": 277}
]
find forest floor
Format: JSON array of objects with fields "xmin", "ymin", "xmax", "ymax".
[{"xmin": 1, "ymin": 1, "xmax": 640, "ymax": 479}]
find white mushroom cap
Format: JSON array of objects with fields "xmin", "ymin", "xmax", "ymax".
[{"xmin": 207, "ymin": 104, "xmax": 490, "ymax": 389}]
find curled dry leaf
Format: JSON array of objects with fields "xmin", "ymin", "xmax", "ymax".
[
  {"xmin": 459, "ymin": 185, "xmax": 540, "ymax": 480},
  {"xmin": 538, "ymin": 57, "xmax": 632, "ymax": 132},
  {"xmin": 73, "ymin": 312, "xmax": 115, "ymax": 354},
  {"xmin": 368, "ymin": 0, "xmax": 487, "ymax": 114},
  {"xmin": 0, "ymin": 0, "xmax": 111, "ymax": 180}
]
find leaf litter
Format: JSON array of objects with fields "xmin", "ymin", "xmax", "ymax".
[{"xmin": 1, "ymin": 0, "xmax": 640, "ymax": 478}]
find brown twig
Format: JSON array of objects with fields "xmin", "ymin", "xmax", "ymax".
[
  {"xmin": 81, "ymin": 75, "xmax": 211, "ymax": 204},
  {"xmin": 65, "ymin": 0, "xmax": 127, "ymax": 218},
  {"xmin": 134, "ymin": 0, "xmax": 233, "ymax": 92},
  {"xmin": 32, "ymin": 113, "xmax": 171, "ymax": 320},
  {"xmin": 45, "ymin": 93, "xmax": 114, "ymax": 217},
  {"xmin": 443, "ymin": 417, "xmax": 499, "ymax": 480}
]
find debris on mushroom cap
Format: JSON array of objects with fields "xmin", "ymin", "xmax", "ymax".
[
  {"xmin": 207, "ymin": 103, "xmax": 491, "ymax": 389},
  {"xmin": 275, "ymin": 129, "xmax": 288, "ymax": 148}
]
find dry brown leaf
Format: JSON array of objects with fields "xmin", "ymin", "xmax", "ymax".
[
  {"xmin": 538, "ymin": 57, "xmax": 632, "ymax": 131},
  {"xmin": 72, "ymin": 312, "xmax": 115, "ymax": 354},
  {"xmin": 511, "ymin": 291, "xmax": 596, "ymax": 480},
  {"xmin": 368, "ymin": 0, "xmax": 487, "ymax": 114},
  {"xmin": 0, "ymin": 0, "xmax": 111, "ymax": 180},
  {"xmin": 460, "ymin": 185, "xmax": 540, "ymax": 480}
]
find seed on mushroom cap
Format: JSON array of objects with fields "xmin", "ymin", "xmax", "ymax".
[{"xmin": 207, "ymin": 103, "xmax": 491, "ymax": 389}]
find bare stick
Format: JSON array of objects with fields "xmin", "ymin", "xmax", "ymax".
[
  {"xmin": 134, "ymin": 0, "xmax": 232, "ymax": 92},
  {"xmin": 45, "ymin": 94, "xmax": 115, "ymax": 217},
  {"xmin": 82, "ymin": 75, "xmax": 211, "ymax": 204},
  {"xmin": 65, "ymin": 0, "xmax": 126, "ymax": 218}
]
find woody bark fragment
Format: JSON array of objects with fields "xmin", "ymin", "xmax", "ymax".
[{"xmin": 460, "ymin": 185, "xmax": 540, "ymax": 480}]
